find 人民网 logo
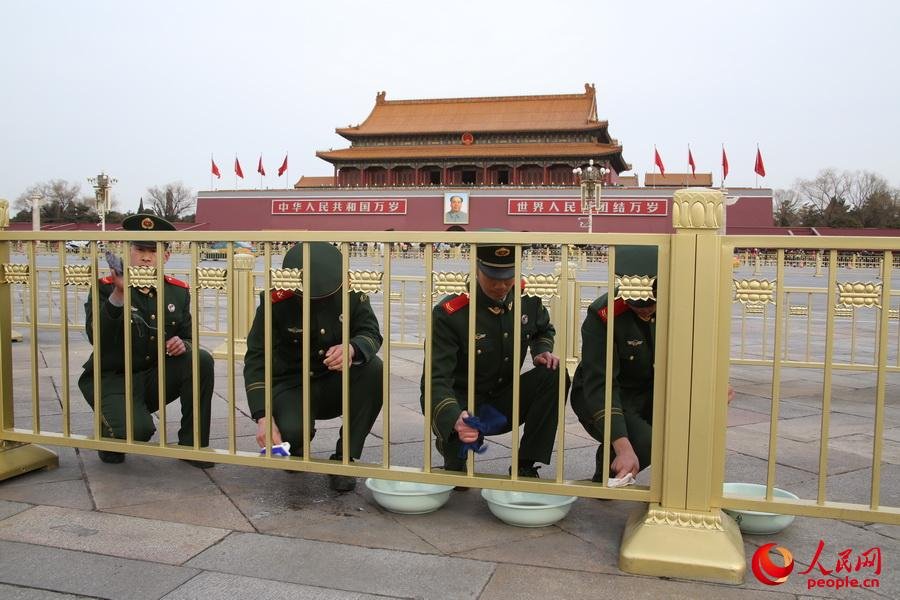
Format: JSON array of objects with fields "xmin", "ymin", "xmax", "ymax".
[{"xmin": 752, "ymin": 543, "xmax": 795, "ymax": 585}]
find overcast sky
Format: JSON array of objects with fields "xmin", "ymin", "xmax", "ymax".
[{"xmin": 2, "ymin": 0, "xmax": 898, "ymax": 213}]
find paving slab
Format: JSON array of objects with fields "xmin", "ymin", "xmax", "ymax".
[
  {"xmin": 789, "ymin": 463, "xmax": 900, "ymax": 508},
  {"xmin": 394, "ymin": 488, "xmax": 552, "ymax": 554},
  {"xmin": 0, "ymin": 505, "xmax": 228, "ymax": 564},
  {"xmin": 724, "ymin": 450, "xmax": 816, "ymax": 488},
  {"xmin": 253, "ymin": 485, "xmax": 441, "ymax": 554},
  {"xmin": 162, "ymin": 572, "xmax": 387, "ymax": 600},
  {"xmin": 82, "ymin": 452, "xmax": 221, "ymax": 510},
  {"xmin": 739, "ymin": 414, "xmax": 876, "ymax": 444},
  {"xmin": 0, "ymin": 477, "xmax": 93, "ymax": 510},
  {"xmin": 104, "ymin": 491, "xmax": 255, "ymax": 532},
  {"xmin": 186, "ymin": 531, "xmax": 495, "ymax": 600},
  {"xmin": 0, "ymin": 539, "xmax": 198, "ymax": 600},
  {"xmin": 0, "ymin": 582, "xmax": 98, "ymax": 599},
  {"xmin": 830, "ymin": 433, "xmax": 900, "ymax": 464},
  {"xmin": 726, "ymin": 428, "xmax": 872, "ymax": 475},
  {"xmin": 480, "ymin": 564, "xmax": 790, "ymax": 600},
  {"xmin": 0, "ymin": 500, "xmax": 31, "ymax": 520}
]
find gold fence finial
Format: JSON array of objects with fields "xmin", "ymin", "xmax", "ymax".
[
  {"xmin": 0, "ymin": 199, "xmax": 9, "ymax": 230},
  {"xmin": 672, "ymin": 187, "xmax": 724, "ymax": 230}
]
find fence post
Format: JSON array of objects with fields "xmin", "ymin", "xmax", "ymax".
[
  {"xmin": 213, "ymin": 252, "xmax": 256, "ymax": 360},
  {"xmin": 0, "ymin": 199, "xmax": 59, "ymax": 481},
  {"xmin": 551, "ymin": 258, "xmax": 579, "ymax": 374},
  {"xmin": 619, "ymin": 187, "xmax": 744, "ymax": 583}
]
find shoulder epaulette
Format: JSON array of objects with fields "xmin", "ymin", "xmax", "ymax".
[
  {"xmin": 271, "ymin": 289, "xmax": 295, "ymax": 303},
  {"xmin": 598, "ymin": 298, "xmax": 630, "ymax": 323},
  {"xmin": 164, "ymin": 275, "xmax": 189, "ymax": 289},
  {"xmin": 99, "ymin": 275, "xmax": 115, "ymax": 284},
  {"xmin": 441, "ymin": 294, "xmax": 470, "ymax": 315}
]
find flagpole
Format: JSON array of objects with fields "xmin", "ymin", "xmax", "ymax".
[
  {"xmin": 285, "ymin": 152, "xmax": 289, "ymax": 189},
  {"xmin": 210, "ymin": 154, "xmax": 214, "ymax": 190},
  {"xmin": 685, "ymin": 143, "xmax": 689, "ymax": 188},
  {"xmin": 721, "ymin": 143, "xmax": 726, "ymax": 189},
  {"xmin": 755, "ymin": 143, "xmax": 759, "ymax": 189},
  {"xmin": 259, "ymin": 153, "xmax": 263, "ymax": 189}
]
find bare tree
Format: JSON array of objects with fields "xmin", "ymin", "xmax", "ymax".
[
  {"xmin": 14, "ymin": 179, "xmax": 98, "ymax": 222},
  {"xmin": 797, "ymin": 169, "xmax": 850, "ymax": 214},
  {"xmin": 772, "ymin": 188, "xmax": 800, "ymax": 226},
  {"xmin": 145, "ymin": 182, "xmax": 195, "ymax": 221},
  {"xmin": 793, "ymin": 169, "xmax": 897, "ymax": 227}
]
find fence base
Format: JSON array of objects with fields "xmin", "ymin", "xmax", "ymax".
[
  {"xmin": 619, "ymin": 503, "xmax": 746, "ymax": 584},
  {"xmin": 0, "ymin": 441, "xmax": 58, "ymax": 481}
]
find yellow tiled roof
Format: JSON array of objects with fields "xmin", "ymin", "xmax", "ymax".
[{"xmin": 337, "ymin": 84, "xmax": 604, "ymax": 136}]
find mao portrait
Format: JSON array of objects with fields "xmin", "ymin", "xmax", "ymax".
[{"xmin": 443, "ymin": 192, "xmax": 469, "ymax": 225}]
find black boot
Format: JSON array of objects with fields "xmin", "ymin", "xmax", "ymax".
[
  {"xmin": 98, "ymin": 450, "xmax": 125, "ymax": 464},
  {"xmin": 328, "ymin": 454, "xmax": 357, "ymax": 492}
]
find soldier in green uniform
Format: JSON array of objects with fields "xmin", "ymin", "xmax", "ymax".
[
  {"xmin": 243, "ymin": 242, "xmax": 383, "ymax": 492},
  {"xmin": 78, "ymin": 214, "xmax": 214, "ymax": 467},
  {"xmin": 570, "ymin": 245, "xmax": 658, "ymax": 482},
  {"xmin": 421, "ymin": 241, "xmax": 568, "ymax": 478}
]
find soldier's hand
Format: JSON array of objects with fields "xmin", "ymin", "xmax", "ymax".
[
  {"xmin": 454, "ymin": 411, "xmax": 480, "ymax": 443},
  {"xmin": 108, "ymin": 271, "xmax": 125, "ymax": 304},
  {"xmin": 727, "ymin": 384, "xmax": 735, "ymax": 404},
  {"xmin": 610, "ymin": 437, "xmax": 640, "ymax": 479},
  {"xmin": 255, "ymin": 417, "xmax": 283, "ymax": 448},
  {"xmin": 532, "ymin": 351, "xmax": 560, "ymax": 370},
  {"xmin": 165, "ymin": 336, "xmax": 187, "ymax": 357},
  {"xmin": 324, "ymin": 344, "xmax": 355, "ymax": 370}
]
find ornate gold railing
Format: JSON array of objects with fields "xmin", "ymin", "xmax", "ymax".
[{"xmin": 1, "ymin": 193, "xmax": 898, "ymax": 584}]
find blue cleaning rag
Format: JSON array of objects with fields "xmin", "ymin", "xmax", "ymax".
[{"xmin": 458, "ymin": 404, "xmax": 508, "ymax": 458}]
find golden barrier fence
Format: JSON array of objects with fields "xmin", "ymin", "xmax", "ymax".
[{"xmin": 2, "ymin": 190, "xmax": 898, "ymax": 583}]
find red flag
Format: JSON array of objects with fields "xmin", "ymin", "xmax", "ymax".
[
  {"xmin": 211, "ymin": 158, "xmax": 221, "ymax": 179},
  {"xmin": 721, "ymin": 147, "xmax": 729, "ymax": 180},
  {"xmin": 654, "ymin": 148, "xmax": 665, "ymax": 175},
  {"xmin": 688, "ymin": 149, "xmax": 696, "ymax": 176},
  {"xmin": 277, "ymin": 154, "xmax": 288, "ymax": 177},
  {"xmin": 257, "ymin": 155, "xmax": 266, "ymax": 176},
  {"xmin": 754, "ymin": 148, "xmax": 766, "ymax": 177},
  {"xmin": 234, "ymin": 157, "xmax": 244, "ymax": 179}
]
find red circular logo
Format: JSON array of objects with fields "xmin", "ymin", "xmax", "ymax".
[
  {"xmin": 751, "ymin": 543, "xmax": 795, "ymax": 585},
  {"xmin": 461, "ymin": 132, "xmax": 474, "ymax": 145}
]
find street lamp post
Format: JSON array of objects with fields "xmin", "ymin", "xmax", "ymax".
[
  {"xmin": 572, "ymin": 159, "xmax": 609, "ymax": 234},
  {"xmin": 88, "ymin": 172, "xmax": 117, "ymax": 231}
]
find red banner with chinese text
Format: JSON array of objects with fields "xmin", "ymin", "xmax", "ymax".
[
  {"xmin": 508, "ymin": 198, "xmax": 668, "ymax": 216},
  {"xmin": 272, "ymin": 199, "xmax": 408, "ymax": 215}
]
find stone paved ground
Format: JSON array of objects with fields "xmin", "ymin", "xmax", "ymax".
[{"xmin": 0, "ymin": 256, "xmax": 897, "ymax": 598}]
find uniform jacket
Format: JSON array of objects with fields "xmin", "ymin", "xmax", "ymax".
[
  {"xmin": 243, "ymin": 289, "xmax": 382, "ymax": 418},
  {"xmin": 81, "ymin": 275, "xmax": 192, "ymax": 375},
  {"xmin": 571, "ymin": 294, "xmax": 656, "ymax": 441},
  {"xmin": 424, "ymin": 283, "xmax": 556, "ymax": 442}
]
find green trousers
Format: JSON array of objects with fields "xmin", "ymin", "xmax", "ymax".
[
  {"xmin": 265, "ymin": 357, "xmax": 383, "ymax": 459},
  {"xmin": 572, "ymin": 387, "xmax": 653, "ymax": 471},
  {"xmin": 78, "ymin": 347, "xmax": 214, "ymax": 447},
  {"xmin": 438, "ymin": 366, "xmax": 569, "ymax": 470}
]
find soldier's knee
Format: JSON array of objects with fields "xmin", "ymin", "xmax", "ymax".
[
  {"xmin": 133, "ymin": 420, "xmax": 156, "ymax": 442},
  {"xmin": 355, "ymin": 356, "xmax": 383, "ymax": 385}
]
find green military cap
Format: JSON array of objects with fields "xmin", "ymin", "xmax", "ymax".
[
  {"xmin": 282, "ymin": 241, "xmax": 343, "ymax": 299},
  {"xmin": 615, "ymin": 245, "xmax": 658, "ymax": 307},
  {"xmin": 476, "ymin": 228, "xmax": 516, "ymax": 279},
  {"xmin": 121, "ymin": 214, "xmax": 175, "ymax": 249}
]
